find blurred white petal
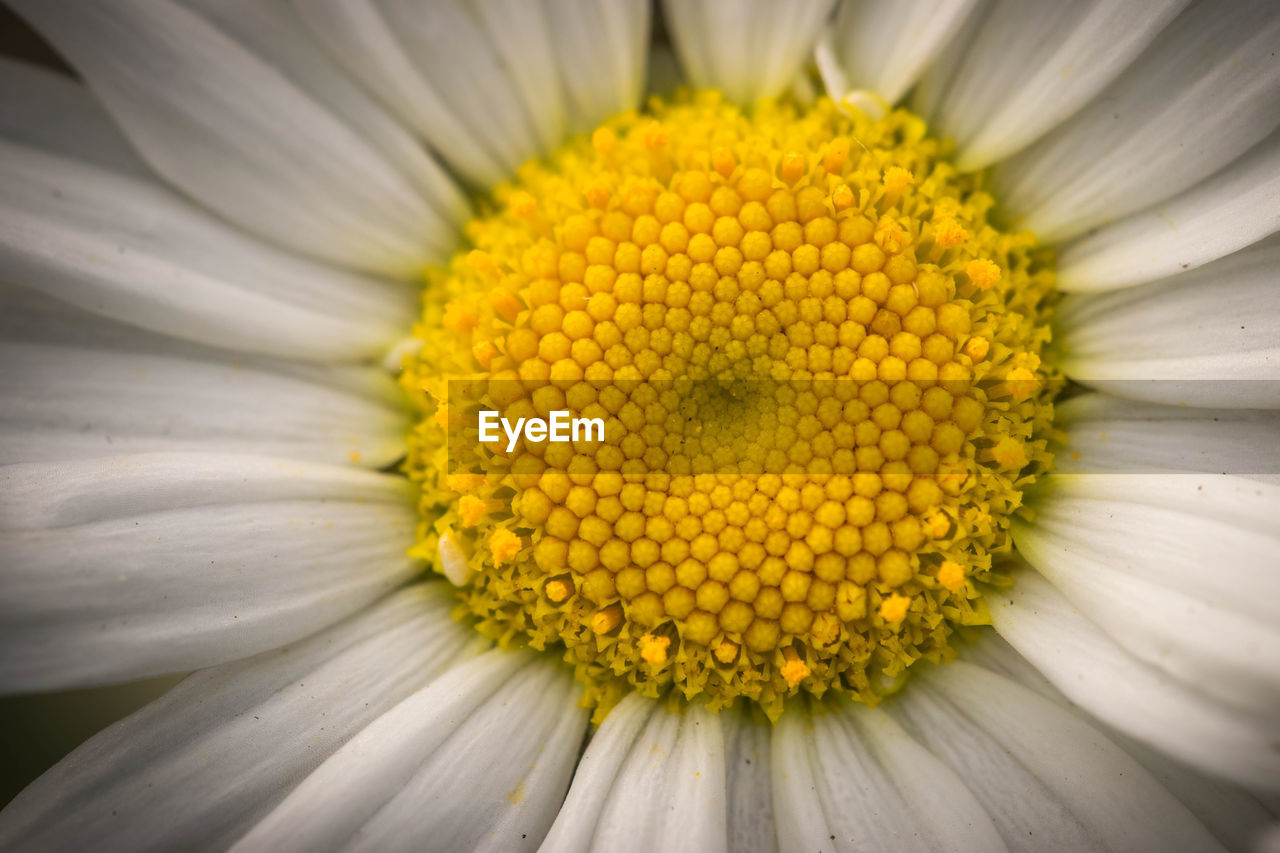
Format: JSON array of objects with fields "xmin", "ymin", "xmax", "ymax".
[
  {"xmin": 1056, "ymin": 236, "xmax": 1280, "ymax": 408},
  {"xmin": 995, "ymin": 0, "xmax": 1280, "ymax": 242},
  {"xmin": 965, "ymin": 634, "xmax": 1278, "ymax": 851},
  {"xmin": 0, "ymin": 585, "xmax": 475, "ymax": 852},
  {"xmin": 468, "ymin": 0, "xmax": 567, "ymax": 151},
  {"xmin": 1015, "ymin": 474, "xmax": 1280, "ymax": 716},
  {"xmin": 722, "ymin": 709, "xmax": 778, "ymax": 853},
  {"xmin": 0, "ymin": 339, "xmax": 406, "ymax": 467},
  {"xmin": 0, "ymin": 140, "xmax": 415, "ymax": 362},
  {"xmin": 542, "ymin": 0, "xmax": 649, "ymax": 135},
  {"xmin": 773, "ymin": 704, "xmax": 1006, "ymax": 851},
  {"xmin": 233, "ymin": 651, "xmax": 585, "ymax": 852},
  {"xmin": 0, "ymin": 452, "xmax": 421, "ymax": 691},
  {"xmin": 894, "ymin": 661, "xmax": 1224, "ymax": 852},
  {"xmin": 181, "ymin": 0, "xmax": 469, "ymax": 231},
  {"xmin": 1054, "ymin": 393, "xmax": 1280, "ymax": 482},
  {"xmin": 919, "ymin": 0, "xmax": 1187, "ymax": 171},
  {"xmin": 0, "ymin": 56, "xmax": 147, "ymax": 176},
  {"xmin": 991, "ymin": 570, "xmax": 1280, "ymax": 791},
  {"xmin": 11, "ymin": 0, "xmax": 448, "ymax": 276},
  {"xmin": 296, "ymin": 0, "xmax": 648, "ymax": 186},
  {"xmin": 541, "ymin": 692, "xmax": 727, "ymax": 853},
  {"xmin": 822, "ymin": 0, "xmax": 978, "ymax": 107},
  {"xmin": 665, "ymin": 0, "xmax": 835, "ymax": 104},
  {"xmin": 1057, "ymin": 133, "xmax": 1280, "ymax": 292},
  {"xmin": 295, "ymin": 0, "xmax": 502, "ymax": 185}
]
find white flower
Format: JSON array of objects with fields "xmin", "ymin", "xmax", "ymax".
[{"xmin": 1, "ymin": 1, "xmax": 1279, "ymax": 851}]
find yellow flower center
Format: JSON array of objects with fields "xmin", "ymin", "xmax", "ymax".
[{"xmin": 403, "ymin": 91, "xmax": 1055, "ymax": 721}]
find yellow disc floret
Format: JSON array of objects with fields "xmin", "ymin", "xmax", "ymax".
[{"xmin": 403, "ymin": 91, "xmax": 1056, "ymax": 720}]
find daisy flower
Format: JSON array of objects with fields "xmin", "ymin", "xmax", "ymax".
[{"xmin": 1, "ymin": 0, "xmax": 1279, "ymax": 850}]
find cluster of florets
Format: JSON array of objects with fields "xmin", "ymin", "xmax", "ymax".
[{"xmin": 403, "ymin": 91, "xmax": 1055, "ymax": 719}]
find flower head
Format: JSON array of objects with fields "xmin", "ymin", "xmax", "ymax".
[{"xmin": 1, "ymin": 0, "xmax": 1278, "ymax": 850}]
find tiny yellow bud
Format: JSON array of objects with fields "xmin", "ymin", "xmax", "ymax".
[
  {"xmin": 933, "ymin": 219, "xmax": 968, "ymax": 248},
  {"xmin": 546, "ymin": 578, "xmax": 574, "ymax": 603},
  {"xmin": 965, "ymin": 258, "xmax": 1001, "ymax": 290},
  {"xmin": 832, "ymin": 184, "xmax": 854, "ymax": 211},
  {"xmin": 489, "ymin": 528, "xmax": 522, "ymax": 565},
  {"xmin": 585, "ymin": 180, "xmax": 610, "ymax": 209},
  {"xmin": 824, "ymin": 138, "xmax": 850, "ymax": 173},
  {"xmin": 879, "ymin": 593, "xmax": 911, "ymax": 624},
  {"xmin": 780, "ymin": 648, "xmax": 810, "ymax": 687},
  {"xmin": 465, "ymin": 249, "xmax": 498, "ymax": 274},
  {"xmin": 714, "ymin": 639, "xmax": 739, "ymax": 664},
  {"xmin": 592, "ymin": 126, "xmax": 617, "ymax": 154},
  {"xmin": 712, "ymin": 146, "xmax": 736, "ymax": 178},
  {"xmin": 781, "ymin": 151, "xmax": 806, "ymax": 185},
  {"xmin": 458, "ymin": 495, "xmax": 486, "ymax": 528},
  {"xmin": 591, "ymin": 605, "xmax": 623, "ymax": 635},
  {"xmin": 882, "ymin": 167, "xmax": 914, "ymax": 196},
  {"xmin": 640, "ymin": 633, "xmax": 671, "ymax": 665},
  {"xmin": 926, "ymin": 512, "xmax": 950, "ymax": 539},
  {"xmin": 937, "ymin": 560, "xmax": 965, "ymax": 592},
  {"xmin": 1006, "ymin": 366, "xmax": 1038, "ymax": 401},
  {"xmin": 992, "ymin": 436, "xmax": 1029, "ymax": 471},
  {"xmin": 963, "ymin": 336, "xmax": 990, "ymax": 362},
  {"xmin": 509, "ymin": 191, "xmax": 537, "ymax": 218}
]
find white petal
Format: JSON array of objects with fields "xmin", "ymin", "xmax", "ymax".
[
  {"xmin": 0, "ymin": 56, "xmax": 146, "ymax": 176},
  {"xmin": 377, "ymin": 0, "xmax": 546, "ymax": 170},
  {"xmin": 293, "ymin": 0, "xmax": 508, "ymax": 186},
  {"xmin": 1054, "ymin": 393, "xmax": 1280, "ymax": 481},
  {"xmin": 908, "ymin": 0, "xmax": 987, "ymax": 123},
  {"xmin": 894, "ymin": 661, "xmax": 1223, "ymax": 852},
  {"xmin": 920, "ymin": 0, "xmax": 1188, "ymax": 171},
  {"xmin": 541, "ymin": 0, "xmax": 650, "ymax": 134},
  {"xmin": 0, "ymin": 340, "xmax": 406, "ymax": 467},
  {"xmin": 1055, "ymin": 236, "xmax": 1280, "ymax": 408},
  {"xmin": 0, "ymin": 140, "xmax": 414, "ymax": 362},
  {"xmin": 994, "ymin": 0, "xmax": 1280, "ymax": 243},
  {"xmin": 769, "ymin": 712, "xmax": 833, "ymax": 853},
  {"xmin": 1057, "ymin": 132, "xmax": 1280, "ymax": 292},
  {"xmin": 774, "ymin": 704, "xmax": 1006, "ymax": 852},
  {"xmin": 990, "ymin": 570, "xmax": 1280, "ymax": 791},
  {"xmin": 0, "ymin": 451, "xmax": 422, "ymax": 691},
  {"xmin": 0, "ymin": 451, "xmax": 407, "ymax": 531},
  {"xmin": 665, "ymin": 1, "xmax": 745, "ymax": 102},
  {"xmin": 1255, "ymin": 824, "xmax": 1280, "ymax": 853},
  {"xmin": 664, "ymin": 0, "xmax": 835, "ymax": 104},
  {"xmin": 537, "ymin": 692, "xmax": 656, "ymax": 853},
  {"xmin": 957, "ymin": 631, "xmax": 1063, "ymax": 702},
  {"xmin": 0, "ymin": 278, "xmax": 158, "ymax": 350},
  {"xmin": 540, "ymin": 693, "xmax": 728, "ymax": 853},
  {"xmin": 10, "ymin": 0, "xmax": 447, "ymax": 277},
  {"xmin": 469, "ymin": 0, "xmax": 568, "ymax": 151},
  {"xmin": 964, "ymin": 633, "xmax": 1279, "ymax": 850},
  {"xmin": 180, "ymin": 0, "xmax": 469, "ymax": 232},
  {"xmin": 1256, "ymin": 793, "xmax": 1280, "ymax": 816},
  {"xmin": 296, "ymin": 0, "xmax": 648, "ymax": 187},
  {"xmin": 1110, "ymin": 731, "xmax": 1278, "ymax": 852},
  {"xmin": 0, "ymin": 585, "xmax": 476, "ymax": 852},
  {"xmin": 722, "ymin": 710, "xmax": 778, "ymax": 853},
  {"xmin": 347, "ymin": 658, "xmax": 585, "ymax": 853},
  {"xmin": 0, "ymin": 450, "xmax": 422, "ymax": 691},
  {"xmin": 232, "ymin": 651, "xmax": 585, "ymax": 852},
  {"xmin": 823, "ymin": 0, "xmax": 979, "ymax": 107},
  {"xmin": 1014, "ymin": 474, "xmax": 1280, "ymax": 716}
]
